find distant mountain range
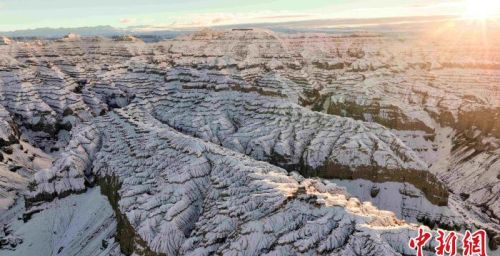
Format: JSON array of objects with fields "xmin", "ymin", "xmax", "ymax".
[
  {"xmin": 0, "ymin": 25, "xmax": 125, "ymax": 38},
  {"xmin": 2, "ymin": 15, "xmax": 498, "ymax": 39},
  {"xmin": 0, "ymin": 25, "xmax": 188, "ymax": 39}
]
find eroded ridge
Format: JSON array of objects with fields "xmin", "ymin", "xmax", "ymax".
[
  {"xmin": 30, "ymin": 107, "xmax": 420, "ymax": 255},
  {"xmin": 127, "ymin": 67, "xmax": 448, "ymax": 205}
]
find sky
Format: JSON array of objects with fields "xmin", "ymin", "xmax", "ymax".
[{"xmin": 0, "ymin": 0, "xmax": 491, "ymax": 31}]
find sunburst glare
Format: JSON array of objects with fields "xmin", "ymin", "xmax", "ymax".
[{"xmin": 463, "ymin": 0, "xmax": 500, "ymax": 20}]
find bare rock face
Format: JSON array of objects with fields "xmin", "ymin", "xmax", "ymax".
[
  {"xmin": 59, "ymin": 33, "xmax": 81, "ymax": 42},
  {"xmin": 113, "ymin": 35, "xmax": 143, "ymax": 43},
  {"xmin": 0, "ymin": 28, "xmax": 499, "ymax": 254}
]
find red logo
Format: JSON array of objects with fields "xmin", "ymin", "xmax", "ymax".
[
  {"xmin": 409, "ymin": 227, "xmax": 432, "ymax": 256},
  {"xmin": 409, "ymin": 227, "xmax": 488, "ymax": 256},
  {"xmin": 435, "ymin": 229, "xmax": 457, "ymax": 256},
  {"xmin": 462, "ymin": 230, "xmax": 487, "ymax": 256}
]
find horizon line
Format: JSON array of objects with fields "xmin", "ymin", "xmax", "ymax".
[{"xmin": 0, "ymin": 14, "xmax": 470, "ymax": 34}]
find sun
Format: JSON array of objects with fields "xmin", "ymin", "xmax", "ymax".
[{"xmin": 463, "ymin": 0, "xmax": 500, "ymax": 20}]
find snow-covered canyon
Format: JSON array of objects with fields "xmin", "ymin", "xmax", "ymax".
[{"xmin": 0, "ymin": 28, "xmax": 498, "ymax": 255}]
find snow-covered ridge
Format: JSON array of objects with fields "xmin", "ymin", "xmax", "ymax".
[{"xmin": 29, "ymin": 107, "xmax": 422, "ymax": 255}]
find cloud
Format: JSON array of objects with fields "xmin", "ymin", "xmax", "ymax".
[
  {"xmin": 126, "ymin": 11, "xmax": 321, "ymax": 32},
  {"xmin": 166, "ymin": 13, "xmax": 237, "ymax": 27},
  {"xmin": 409, "ymin": 0, "xmax": 458, "ymax": 8},
  {"xmin": 119, "ymin": 18, "xmax": 137, "ymax": 24},
  {"xmin": 160, "ymin": 11, "xmax": 316, "ymax": 29},
  {"xmin": 259, "ymin": 15, "xmax": 312, "ymax": 20}
]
